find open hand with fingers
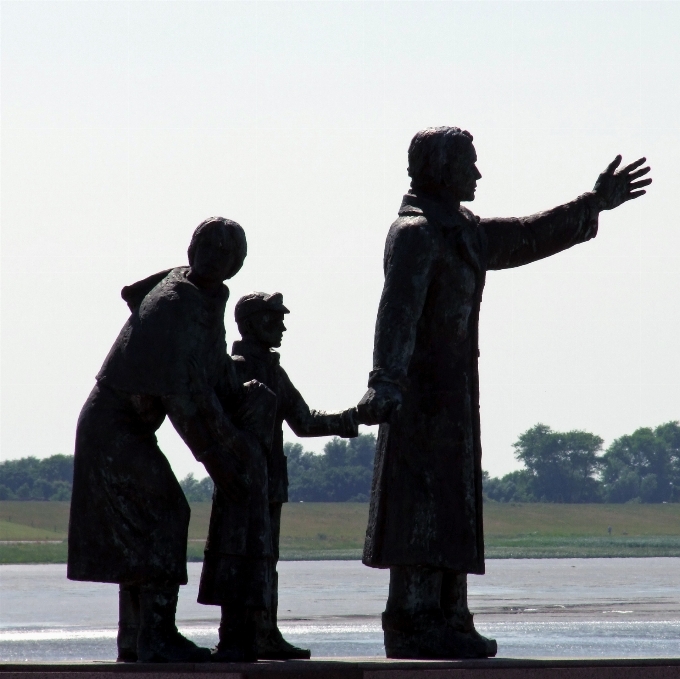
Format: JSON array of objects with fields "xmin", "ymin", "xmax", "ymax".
[{"xmin": 593, "ymin": 155, "xmax": 652, "ymax": 211}]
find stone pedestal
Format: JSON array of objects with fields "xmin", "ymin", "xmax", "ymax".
[{"xmin": 2, "ymin": 658, "xmax": 680, "ymax": 679}]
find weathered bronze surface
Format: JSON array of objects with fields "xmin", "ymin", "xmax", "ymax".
[
  {"xmin": 357, "ymin": 127, "xmax": 651, "ymax": 659},
  {"xmin": 200, "ymin": 291, "xmax": 358, "ymax": 660},
  {"xmin": 67, "ymin": 218, "xmax": 274, "ymax": 663},
  {"xmin": 64, "ymin": 128, "xmax": 651, "ymax": 664}
]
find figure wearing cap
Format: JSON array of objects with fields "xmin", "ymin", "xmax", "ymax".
[{"xmin": 199, "ymin": 291, "xmax": 359, "ymax": 660}]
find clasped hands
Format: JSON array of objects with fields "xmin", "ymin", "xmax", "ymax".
[{"xmin": 356, "ymin": 382, "xmax": 403, "ymax": 426}]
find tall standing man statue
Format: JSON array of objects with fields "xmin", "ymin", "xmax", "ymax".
[{"xmin": 357, "ymin": 127, "xmax": 651, "ymax": 659}]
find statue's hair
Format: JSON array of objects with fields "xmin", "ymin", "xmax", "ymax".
[
  {"xmin": 407, "ymin": 127, "xmax": 474, "ymax": 187},
  {"xmin": 187, "ymin": 216, "xmax": 247, "ymax": 279}
]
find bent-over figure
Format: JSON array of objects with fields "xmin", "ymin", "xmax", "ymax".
[
  {"xmin": 68, "ymin": 218, "xmax": 275, "ymax": 663},
  {"xmin": 357, "ymin": 127, "xmax": 651, "ymax": 659}
]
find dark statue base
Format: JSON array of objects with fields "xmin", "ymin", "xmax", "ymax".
[{"xmin": 2, "ymin": 658, "xmax": 680, "ymax": 679}]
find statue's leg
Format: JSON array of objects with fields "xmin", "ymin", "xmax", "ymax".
[
  {"xmin": 382, "ymin": 567, "xmax": 496, "ymax": 659},
  {"xmin": 211, "ymin": 604, "xmax": 258, "ymax": 662},
  {"xmin": 382, "ymin": 566, "xmax": 445, "ymax": 658},
  {"xmin": 254, "ymin": 502, "xmax": 311, "ymax": 659},
  {"xmin": 440, "ymin": 571, "xmax": 473, "ymax": 631},
  {"xmin": 136, "ymin": 583, "xmax": 211, "ymax": 663},
  {"xmin": 116, "ymin": 584, "xmax": 139, "ymax": 662},
  {"xmin": 385, "ymin": 565, "xmax": 443, "ymax": 616},
  {"xmin": 441, "ymin": 571, "xmax": 497, "ymax": 657}
]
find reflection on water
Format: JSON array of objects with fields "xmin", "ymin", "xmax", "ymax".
[{"xmin": 1, "ymin": 559, "xmax": 679, "ymax": 661}]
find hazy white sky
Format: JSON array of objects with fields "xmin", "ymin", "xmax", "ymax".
[{"xmin": 2, "ymin": 1, "xmax": 678, "ymax": 480}]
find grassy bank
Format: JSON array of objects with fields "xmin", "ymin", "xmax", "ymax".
[{"xmin": 3, "ymin": 501, "xmax": 680, "ymax": 564}]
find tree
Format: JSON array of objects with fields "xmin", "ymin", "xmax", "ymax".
[
  {"xmin": 0, "ymin": 454, "xmax": 74, "ymax": 500},
  {"xmin": 286, "ymin": 433, "xmax": 376, "ymax": 502},
  {"xmin": 483, "ymin": 470, "xmax": 534, "ymax": 502},
  {"xmin": 179, "ymin": 473, "xmax": 214, "ymax": 502},
  {"xmin": 512, "ymin": 424, "xmax": 603, "ymax": 502},
  {"xmin": 601, "ymin": 421, "xmax": 680, "ymax": 503}
]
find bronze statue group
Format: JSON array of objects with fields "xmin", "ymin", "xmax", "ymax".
[{"xmin": 67, "ymin": 127, "xmax": 651, "ymax": 662}]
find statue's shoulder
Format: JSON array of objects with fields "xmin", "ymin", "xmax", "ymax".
[
  {"xmin": 140, "ymin": 267, "xmax": 228, "ymax": 318},
  {"xmin": 392, "ymin": 195, "xmax": 437, "ymax": 235},
  {"xmin": 458, "ymin": 205, "xmax": 480, "ymax": 226},
  {"xmin": 387, "ymin": 212, "xmax": 436, "ymax": 251}
]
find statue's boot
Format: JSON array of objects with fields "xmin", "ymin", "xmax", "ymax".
[
  {"xmin": 382, "ymin": 610, "xmax": 497, "ymax": 659},
  {"xmin": 444, "ymin": 613, "xmax": 497, "ymax": 659},
  {"xmin": 255, "ymin": 573, "xmax": 310, "ymax": 659},
  {"xmin": 137, "ymin": 584, "xmax": 211, "ymax": 663},
  {"xmin": 116, "ymin": 584, "xmax": 139, "ymax": 662},
  {"xmin": 211, "ymin": 606, "xmax": 257, "ymax": 662},
  {"xmin": 441, "ymin": 570, "xmax": 497, "ymax": 658}
]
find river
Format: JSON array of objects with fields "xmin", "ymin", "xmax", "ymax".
[{"xmin": 1, "ymin": 558, "xmax": 679, "ymax": 661}]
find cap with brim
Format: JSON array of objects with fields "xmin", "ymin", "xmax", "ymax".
[{"xmin": 234, "ymin": 292, "xmax": 290, "ymax": 322}]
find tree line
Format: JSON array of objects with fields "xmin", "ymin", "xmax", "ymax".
[
  {"xmin": 179, "ymin": 434, "xmax": 377, "ymax": 502},
  {"xmin": 2, "ymin": 422, "xmax": 677, "ymax": 503},
  {"xmin": 0, "ymin": 454, "xmax": 73, "ymax": 501},
  {"xmin": 484, "ymin": 421, "xmax": 680, "ymax": 503}
]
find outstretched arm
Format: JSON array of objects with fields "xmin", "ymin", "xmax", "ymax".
[
  {"xmin": 162, "ymin": 391, "xmax": 251, "ymax": 503},
  {"xmin": 164, "ymin": 356, "xmax": 269, "ymax": 503},
  {"xmin": 483, "ymin": 156, "xmax": 651, "ymax": 271},
  {"xmin": 281, "ymin": 368, "xmax": 358, "ymax": 438}
]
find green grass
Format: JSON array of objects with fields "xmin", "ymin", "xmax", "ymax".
[
  {"xmin": 483, "ymin": 502, "xmax": 680, "ymax": 537},
  {"xmin": 0, "ymin": 541, "xmax": 68, "ymax": 564},
  {"xmin": 0, "ymin": 501, "xmax": 70, "ymax": 538},
  {"xmin": 0, "ymin": 520, "xmax": 66, "ymax": 541},
  {"xmin": 485, "ymin": 536, "xmax": 680, "ymax": 558},
  {"xmin": 3, "ymin": 501, "xmax": 680, "ymax": 564}
]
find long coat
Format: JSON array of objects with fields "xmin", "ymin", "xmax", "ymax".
[
  {"xmin": 197, "ymin": 339, "xmax": 356, "ymax": 606},
  {"xmin": 362, "ymin": 190, "xmax": 599, "ymax": 574},
  {"xmin": 68, "ymin": 267, "xmax": 238, "ymax": 585}
]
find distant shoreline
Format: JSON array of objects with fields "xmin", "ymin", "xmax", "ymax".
[{"xmin": 2, "ymin": 501, "xmax": 680, "ymax": 564}]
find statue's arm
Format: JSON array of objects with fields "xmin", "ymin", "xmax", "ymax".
[
  {"xmin": 357, "ymin": 219, "xmax": 436, "ymax": 424},
  {"xmin": 480, "ymin": 193, "xmax": 599, "ymax": 270},
  {"xmin": 162, "ymin": 374, "xmax": 257, "ymax": 502},
  {"xmin": 482, "ymin": 155, "xmax": 651, "ymax": 271},
  {"xmin": 281, "ymin": 368, "xmax": 358, "ymax": 438}
]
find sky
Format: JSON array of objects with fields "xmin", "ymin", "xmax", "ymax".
[{"xmin": 1, "ymin": 1, "xmax": 678, "ymax": 481}]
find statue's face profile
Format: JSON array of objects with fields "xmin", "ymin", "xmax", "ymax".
[
  {"xmin": 445, "ymin": 142, "xmax": 482, "ymax": 203},
  {"xmin": 191, "ymin": 227, "xmax": 239, "ymax": 283},
  {"xmin": 249, "ymin": 311, "xmax": 287, "ymax": 348}
]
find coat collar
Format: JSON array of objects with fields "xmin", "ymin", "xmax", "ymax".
[
  {"xmin": 399, "ymin": 191, "xmax": 472, "ymax": 226},
  {"xmin": 399, "ymin": 192, "xmax": 483, "ymax": 273},
  {"xmin": 231, "ymin": 338, "xmax": 280, "ymax": 365}
]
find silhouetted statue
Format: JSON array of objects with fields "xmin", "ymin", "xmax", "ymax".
[
  {"xmin": 198, "ymin": 291, "xmax": 359, "ymax": 661},
  {"xmin": 357, "ymin": 127, "xmax": 651, "ymax": 659},
  {"xmin": 68, "ymin": 217, "xmax": 275, "ymax": 663}
]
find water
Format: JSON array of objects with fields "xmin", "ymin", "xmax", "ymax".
[{"xmin": 1, "ymin": 559, "xmax": 679, "ymax": 661}]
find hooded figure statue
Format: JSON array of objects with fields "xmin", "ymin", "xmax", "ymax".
[{"xmin": 68, "ymin": 217, "xmax": 276, "ymax": 663}]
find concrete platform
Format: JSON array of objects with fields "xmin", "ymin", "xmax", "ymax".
[{"xmin": 2, "ymin": 658, "xmax": 680, "ymax": 679}]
